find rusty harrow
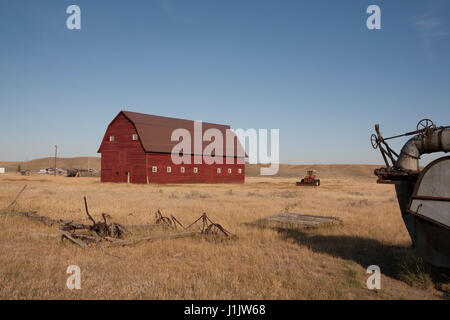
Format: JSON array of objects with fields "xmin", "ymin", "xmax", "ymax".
[{"xmin": 1, "ymin": 186, "xmax": 233, "ymax": 252}]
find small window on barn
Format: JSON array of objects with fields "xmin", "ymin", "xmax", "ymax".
[
  {"xmin": 180, "ymin": 167, "xmax": 185, "ymax": 173},
  {"xmin": 167, "ymin": 166, "xmax": 171, "ymax": 173},
  {"xmin": 217, "ymin": 168, "xmax": 221, "ymax": 174},
  {"xmin": 109, "ymin": 136, "xmax": 115, "ymax": 142},
  {"xmin": 193, "ymin": 167, "xmax": 198, "ymax": 173},
  {"xmin": 152, "ymin": 166, "xmax": 157, "ymax": 173},
  {"xmin": 238, "ymin": 168, "xmax": 242, "ymax": 174},
  {"xmin": 228, "ymin": 168, "xmax": 232, "ymax": 174},
  {"xmin": 132, "ymin": 134, "xmax": 138, "ymax": 141}
]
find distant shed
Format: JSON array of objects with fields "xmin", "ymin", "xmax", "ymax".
[{"xmin": 97, "ymin": 111, "xmax": 246, "ymax": 184}]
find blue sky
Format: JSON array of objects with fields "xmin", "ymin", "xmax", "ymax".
[{"xmin": 0, "ymin": 0, "xmax": 449, "ymax": 164}]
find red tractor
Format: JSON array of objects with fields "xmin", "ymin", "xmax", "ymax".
[{"xmin": 296, "ymin": 170, "xmax": 320, "ymax": 186}]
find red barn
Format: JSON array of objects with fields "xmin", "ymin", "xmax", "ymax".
[{"xmin": 97, "ymin": 111, "xmax": 246, "ymax": 184}]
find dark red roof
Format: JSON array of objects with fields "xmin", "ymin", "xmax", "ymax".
[{"xmin": 99, "ymin": 110, "xmax": 246, "ymax": 157}]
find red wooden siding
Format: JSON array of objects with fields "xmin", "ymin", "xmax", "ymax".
[
  {"xmin": 99, "ymin": 113, "xmax": 146, "ymax": 183},
  {"xmin": 146, "ymin": 153, "xmax": 245, "ymax": 184}
]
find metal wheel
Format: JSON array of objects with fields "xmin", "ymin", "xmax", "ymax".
[
  {"xmin": 371, "ymin": 134, "xmax": 379, "ymax": 149},
  {"xmin": 205, "ymin": 224, "xmax": 221, "ymax": 235},
  {"xmin": 416, "ymin": 119, "xmax": 435, "ymax": 132},
  {"xmin": 156, "ymin": 216, "xmax": 172, "ymax": 226}
]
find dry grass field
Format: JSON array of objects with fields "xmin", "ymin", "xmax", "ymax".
[{"xmin": 0, "ymin": 167, "xmax": 448, "ymax": 300}]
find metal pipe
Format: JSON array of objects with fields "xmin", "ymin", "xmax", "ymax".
[
  {"xmin": 396, "ymin": 128, "xmax": 450, "ymax": 171},
  {"xmin": 396, "ymin": 128, "xmax": 450, "ymax": 209}
]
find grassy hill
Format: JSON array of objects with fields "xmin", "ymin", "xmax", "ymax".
[
  {"xmin": 245, "ymin": 163, "xmax": 380, "ymax": 179},
  {"xmin": 0, "ymin": 157, "xmax": 101, "ymax": 172},
  {"xmin": 0, "ymin": 157, "xmax": 380, "ymax": 179}
]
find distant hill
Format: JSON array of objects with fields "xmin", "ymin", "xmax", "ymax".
[
  {"xmin": 0, "ymin": 157, "xmax": 380, "ymax": 179},
  {"xmin": 245, "ymin": 163, "xmax": 379, "ymax": 179},
  {"xmin": 0, "ymin": 157, "xmax": 101, "ymax": 172}
]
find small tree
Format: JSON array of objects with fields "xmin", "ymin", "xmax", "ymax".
[{"xmin": 17, "ymin": 164, "xmax": 21, "ymax": 172}]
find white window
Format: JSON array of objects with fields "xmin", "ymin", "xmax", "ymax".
[
  {"xmin": 193, "ymin": 167, "xmax": 198, "ymax": 173},
  {"xmin": 152, "ymin": 166, "xmax": 157, "ymax": 173},
  {"xmin": 217, "ymin": 168, "xmax": 221, "ymax": 174},
  {"xmin": 132, "ymin": 134, "xmax": 138, "ymax": 141},
  {"xmin": 109, "ymin": 136, "xmax": 115, "ymax": 142},
  {"xmin": 238, "ymin": 168, "xmax": 242, "ymax": 174},
  {"xmin": 167, "ymin": 166, "xmax": 171, "ymax": 173},
  {"xmin": 180, "ymin": 167, "xmax": 185, "ymax": 173},
  {"xmin": 228, "ymin": 168, "xmax": 232, "ymax": 174}
]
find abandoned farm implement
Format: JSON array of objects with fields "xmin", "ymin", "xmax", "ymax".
[{"xmin": 371, "ymin": 119, "xmax": 450, "ymax": 268}]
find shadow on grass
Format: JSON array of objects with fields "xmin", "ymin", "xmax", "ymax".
[
  {"xmin": 277, "ymin": 228, "xmax": 409, "ymax": 278},
  {"xmin": 276, "ymin": 227, "xmax": 449, "ymax": 293}
]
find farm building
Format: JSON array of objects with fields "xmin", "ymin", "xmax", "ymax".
[{"xmin": 97, "ymin": 111, "xmax": 246, "ymax": 184}]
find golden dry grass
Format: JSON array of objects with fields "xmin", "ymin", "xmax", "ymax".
[{"xmin": 0, "ymin": 172, "xmax": 447, "ymax": 300}]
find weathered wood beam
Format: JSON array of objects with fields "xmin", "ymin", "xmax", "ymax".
[
  {"xmin": 59, "ymin": 230, "xmax": 88, "ymax": 248},
  {"xmin": 106, "ymin": 231, "xmax": 200, "ymax": 247}
]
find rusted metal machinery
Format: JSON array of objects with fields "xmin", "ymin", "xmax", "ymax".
[
  {"xmin": 371, "ymin": 119, "xmax": 450, "ymax": 268},
  {"xmin": 296, "ymin": 170, "xmax": 320, "ymax": 186}
]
